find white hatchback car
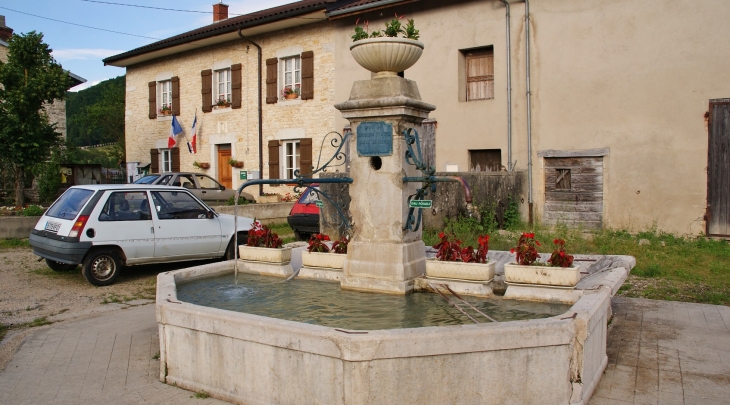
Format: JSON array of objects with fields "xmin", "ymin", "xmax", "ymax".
[{"xmin": 29, "ymin": 184, "xmax": 253, "ymax": 286}]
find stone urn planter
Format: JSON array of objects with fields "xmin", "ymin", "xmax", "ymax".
[
  {"xmin": 238, "ymin": 246, "xmax": 292, "ymax": 264},
  {"xmin": 425, "ymin": 259, "xmax": 495, "ymax": 282},
  {"xmin": 302, "ymin": 251, "xmax": 346, "ymax": 269},
  {"xmin": 350, "ymin": 37, "xmax": 424, "ymax": 77},
  {"xmin": 504, "ymin": 264, "xmax": 582, "ymax": 287}
]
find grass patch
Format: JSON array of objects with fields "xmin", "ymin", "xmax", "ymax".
[
  {"xmin": 267, "ymin": 222, "xmax": 293, "ymax": 236},
  {"xmin": 152, "ymin": 351, "xmax": 160, "ymax": 360},
  {"xmin": 0, "ymin": 323, "xmax": 7, "ymax": 341},
  {"xmin": 194, "ymin": 390, "xmax": 209, "ymax": 399},
  {"xmin": 0, "ymin": 238, "xmax": 30, "ymax": 249},
  {"xmin": 424, "ymin": 218, "xmax": 730, "ymax": 306},
  {"xmin": 101, "ymin": 294, "xmax": 125, "ymax": 304}
]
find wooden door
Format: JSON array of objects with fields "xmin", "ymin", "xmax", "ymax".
[
  {"xmin": 708, "ymin": 99, "xmax": 730, "ymax": 236},
  {"xmin": 217, "ymin": 147, "xmax": 232, "ymax": 189},
  {"xmin": 544, "ymin": 157, "xmax": 603, "ymax": 229}
]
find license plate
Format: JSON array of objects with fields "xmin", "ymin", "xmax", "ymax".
[{"xmin": 44, "ymin": 221, "xmax": 61, "ymax": 233}]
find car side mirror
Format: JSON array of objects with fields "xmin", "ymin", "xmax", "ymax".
[
  {"xmin": 220, "ymin": 185, "xmax": 226, "ymax": 191},
  {"xmin": 206, "ymin": 211, "xmax": 215, "ymax": 219}
]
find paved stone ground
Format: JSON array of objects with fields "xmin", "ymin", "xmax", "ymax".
[
  {"xmin": 0, "ymin": 297, "xmax": 728, "ymax": 404},
  {"xmin": 590, "ymin": 298, "xmax": 730, "ymax": 405}
]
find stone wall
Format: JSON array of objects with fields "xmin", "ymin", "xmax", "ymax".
[
  {"xmin": 0, "ymin": 44, "xmax": 7, "ymax": 63},
  {"xmin": 124, "ymin": 22, "xmax": 336, "ymax": 199},
  {"xmin": 44, "ymin": 99, "xmax": 66, "ymax": 139}
]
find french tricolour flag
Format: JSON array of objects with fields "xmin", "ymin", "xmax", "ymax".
[
  {"xmin": 188, "ymin": 113, "xmax": 197, "ymax": 154},
  {"xmin": 168, "ymin": 115, "xmax": 183, "ymax": 149}
]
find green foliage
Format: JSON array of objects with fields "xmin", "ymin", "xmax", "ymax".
[
  {"xmin": 226, "ymin": 195, "xmax": 253, "ymax": 206},
  {"xmin": 0, "ymin": 31, "xmax": 70, "ymax": 206},
  {"xmin": 22, "ymin": 205, "xmax": 44, "ymax": 216},
  {"xmin": 404, "ymin": 19, "xmax": 420, "ymax": 40},
  {"xmin": 352, "ymin": 15, "xmax": 419, "ymax": 42},
  {"xmin": 34, "ymin": 161, "xmax": 61, "ymax": 203},
  {"xmin": 66, "ymin": 76, "xmax": 125, "ymax": 147},
  {"xmin": 503, "ymin": 197, "xmax": 520, "ymax": 230},
  {"xmin": 0, "ymin": 239, "xmax": 30, "ymax": 249},
  {"xmin": 194, "ymin": 391, "xmax": 209, "ymax": 399}
]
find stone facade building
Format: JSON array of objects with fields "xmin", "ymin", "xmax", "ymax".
[
  {"xmin": 110, "ymin": 0, "xmax": 730, "ymax": 235},
  {"xmin": 105, "ymin": 2, "xmax": 337, "ymax": 198}
]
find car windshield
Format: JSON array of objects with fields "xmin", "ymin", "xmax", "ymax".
[
  {"xmin": 134, "ymin": 175, "xmax": 160, "ymax": 184},
  {"xmin": 45, "ymin": 188, "xmax": 95, "ymax": 220}
]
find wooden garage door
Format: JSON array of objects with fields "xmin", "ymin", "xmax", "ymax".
[{"xmin": 544, "ymin": 157, "xmax": 603, "ymax": 229}]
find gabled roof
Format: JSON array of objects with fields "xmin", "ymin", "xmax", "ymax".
[{"xmin": 104, "ymin": 0, "xmax": 331, "ymax": 67}]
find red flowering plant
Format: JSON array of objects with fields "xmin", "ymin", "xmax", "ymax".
[
  {"xmin": 246, "ymin": 220, "xmax": 283, "ymax": 249},
  {"xmin": 547, "ymin": 239, "xmax": 574, "ymax": 268},
  {"xmin": 510, "ymin": 232, "xmax": 541, "ymax": 265},
  {"xmin": 433, "ymin": 233, "xmax": 490, "ymax": 263},
  {"xmin": 332, "ymin": 235, "xmax": 349, "ymax": 254},
  {"xmin": 307, "ymin": 233, "xmax": 331, "ymax": 253}
]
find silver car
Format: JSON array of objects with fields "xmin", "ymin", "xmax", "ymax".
[{"xmin": 134, "ymin": 172, "xmax": 254, "ymax": 203}]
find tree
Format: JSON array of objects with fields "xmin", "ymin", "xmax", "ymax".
[{"xmin": 0, "ymin": 31, "xmax": 70, "ymax": 207}]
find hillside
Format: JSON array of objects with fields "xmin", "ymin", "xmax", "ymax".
[{"xmin": 66, "ymin": 75, "xmax": 125, "ymax": 147}]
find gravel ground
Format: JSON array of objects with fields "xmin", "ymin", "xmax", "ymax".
[{"xmin": 0, "ymin": 245, "xmax": 220, "ymax": 373}]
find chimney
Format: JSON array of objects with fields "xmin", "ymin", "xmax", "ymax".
[
  {"xmin": 213, "ymin": 2, "xmax": 229, "ymax": 23},
  {"xmin": 0, "ymin": 15, "xmax": 13, "ymax": 42}
]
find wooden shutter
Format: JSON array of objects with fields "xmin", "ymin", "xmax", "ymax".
[
  {"xmin": 266, "ymin": 58, "xmax": 278, "ymax": 104},
  {"xmin": 201, "ymin": 69, "xmax": 212, "ymax": 113},
  {"xmin": 466, "ymin": 49, "xmax": 494, "ymax": 101},
  {"xmin": 171, "ymin": 76, "xmax": 181, "ymax": 115},
  {"xmin": 148, "ymin": 82, "xmax": 157, "ymax": 119},
  {"xmin": 150, "ymin": 149, "xmax": 159, "ymax": 173},
  {"xmin": 300, "ymin": 51, "xmax": 314, "ymax": 100},
  {"xmin": 299, "ymin": 138, "xmax": 312, "ymax": 176},
  {"xmin": 268, "ymin": 140, "xmax": 280, "ymax": 179},
  {"xmin": 231, "ymin": 63, "xmax": 242, "ymax": 109},
  {"xmin": 171, "ymin": 148, "xmax": 180, "ymax": 172}
]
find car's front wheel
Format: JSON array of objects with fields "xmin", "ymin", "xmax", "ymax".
[
  {"xmin": 82, "ymin": 249, "xmax": 122, "ymax": 286},
  {"xmin": 225, "ymin": 232, "xmax": 248, "ymax": 260},
  {"xmin": 46, "ymin": 259, "xmax": 77, "ymax": 272}
]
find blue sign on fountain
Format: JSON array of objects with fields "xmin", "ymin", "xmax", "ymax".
[{"xmin": 357, "ymin": 121, "xmax": 393, "ymax": 156}]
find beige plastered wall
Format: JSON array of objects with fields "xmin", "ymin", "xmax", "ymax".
[
  {"xmin": 334, "ymin": 0, "xmax": 730, "ymax": 235},
  {"xmin": 125, "ymin": 22, "xmax": 336, "ymax": 198}
]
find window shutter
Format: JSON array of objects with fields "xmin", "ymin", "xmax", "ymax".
[
  {"xmin": 301, "ymin": 51, "xmax": 314, "ymax": 100},
  {"xmin": 171, "ymin": 148, "xmax": 180, "ymax": 172},
  {"xmin": 148, "ymin": 82, "xmax": 157, "ymax": 119},
  {"xmin": 231, "ymin": 63, "xmax": 242, "ymax": 109},
  {"xmin": 171, "ymin": 76, "xmax": 181, "ymax": 115},
  {"xmin": 201, "ymin": 69, "xmax": 212, "ymax": 113},
  {"xmin": 150, "ymin": 149, "xmax": 159, "ymax": 173},
  {"xmin": 268, "ymin": 140, "xmax": 280, "ymax": 179},
  {"xmin": 299, "ymin": 138, "xmax": 313, "ymax": 176},
  {"xmin": 266, "ymin": 58, "xmax": 278, "ymax": 104}
]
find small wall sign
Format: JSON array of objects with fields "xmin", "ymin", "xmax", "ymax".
[
  {"xmin": 315, "ymin": 200, "xmax": 324, "ymax": 208},
  {"xmin": 239, "ymin": 171, "xmax": 248, "ymax": 180},
  {"xmin": 409, "ymin": 200, "xmax": 433, "ymax": 208},
  {"xmin": 357, "ymin": 121, "xmax": 393, "ymax": 157}
]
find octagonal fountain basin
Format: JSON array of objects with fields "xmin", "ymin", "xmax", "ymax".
[{"xmin": 157, "ymin": 261, "xmax": 626, "ymax": 405}]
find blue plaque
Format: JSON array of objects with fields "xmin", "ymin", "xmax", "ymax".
[{"xmin": 357, "ymin": 121, "xmax": 393, "ymax": 157}]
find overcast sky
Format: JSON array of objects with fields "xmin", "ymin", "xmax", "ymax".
[{"xmin": 0, "ymin": 0, "xmax": 293, "ymax": 91}]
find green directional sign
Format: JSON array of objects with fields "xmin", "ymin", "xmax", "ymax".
[
  {"xmin": 315, "ymin": 200, "xmax": 324, "ymax": 208},
  {"xmin": 409, "ymin": 200, "xmax": 433, "ymax": 208}
]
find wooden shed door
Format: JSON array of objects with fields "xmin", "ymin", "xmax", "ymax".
[
  {"xmin": 544, "ymin": 157, "xmax": 603, "ymax": 229},
  {"xmin": 708, "ymin": 100, "xmax": 730, "ymax": 236}
]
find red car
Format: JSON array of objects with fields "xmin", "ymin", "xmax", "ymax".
[{"xmin": 287, "ymin": 185, "xmax": 320, "ymax": 240}]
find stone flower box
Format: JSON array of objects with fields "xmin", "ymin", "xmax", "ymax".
[
  {"xmin": 301, "ymin": 251, "xmax": 346, "ymax": 269},
  {"xmin": 425, "ymin": 259, "xmax": 495, "ymax": 282},
  {"xmin": 504, "ymin": 263, "xmax": 582, "ymax": 287},
  {"xmin": 349, "ymin": 37, "xmax": 424, "ymax": 76},
  {"xmin": 258, "ymin": 194, "xmax": 281, "ymax": 203},
  {"xmin": 238, "ymin": 246, "xmax": 291, "ymax": 264}
]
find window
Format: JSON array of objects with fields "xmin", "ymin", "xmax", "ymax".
[
  {"xmin": 469, "ymin": 149, "xmax": 502, "ymax": 172},
  {"xmin": 46, "ymin": 188, "xmax": 94, "ymax": 220},
  {"xmin": 282, "ymin": 56, "xmax": 301, "ymax": 99},
  {"xmin": 99, "ymin": 192, "xmax": 150, "ymax": 221},
  {"xmin": 462, "ymin": 47, "xmax": 494, "ymax": 101},
  {"xmin": 195, "ymin": 174, "xmax": 222, "ymax": 190},
  {"xmin": 159, "ymin": 80, "xmax": 172, "ymax": 112},
  {"xmin": 282, "ymin": 140, "xmax": 300, "ymax": 178},
  {"xmin": 161, "ymin": 149, "xmax": 172, "ymax": 173},
  {"xmin": 214, "ymin": 68, "xmax": 231, "ymax": 106},
  {"xmin": 171, "ymin": 174, "xmax": 195, "ymax": 188},
  {"xmin": 556, "ymin": 169, "xmax": 571, "ymax": 190},
  {"xmin": 151, "ymin": 191, "xmax": 209, "ymax": 220}
]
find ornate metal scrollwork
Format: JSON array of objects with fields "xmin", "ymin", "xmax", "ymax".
[{"xmin": 403, "ymin": 127, "xmax": 437, "ymax": 232}]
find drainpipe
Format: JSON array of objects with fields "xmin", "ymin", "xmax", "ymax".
[
  {"xmin": 498, "ymin": 0, "xmax": 513, "ymax": 172},
  {"xmin": 238, "ymin": 28, "xmax": 264, "ymax": 196},
  {"xmin": 524, "ymin": 0, "xmax": 533, "ymax": 224}
]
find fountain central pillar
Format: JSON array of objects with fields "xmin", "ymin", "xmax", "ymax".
[{"xmin": 335, "ymin": 76, "xmax": 435, "ymax": 294}]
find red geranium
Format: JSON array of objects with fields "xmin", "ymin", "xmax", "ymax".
[
  {"xmin": 511, "ymin": 232, "xmax": 541, "ymax": 265},
  {"xmin": 547, "ymin": 238, "xmax": 574, "ymax": 268}
]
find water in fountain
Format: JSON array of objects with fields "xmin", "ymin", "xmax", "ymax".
[{"xmin": 177, "ymin": 273, "xmax": 571, "ymax": 330}]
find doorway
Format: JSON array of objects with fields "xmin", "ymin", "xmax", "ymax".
[
  {"xmin": 707, "ymin": 99, "xmax": 730, "ymax": 236},
  {"xmin": 217, "ymin": 144, "xmax": 232, "ymax": 189}
]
